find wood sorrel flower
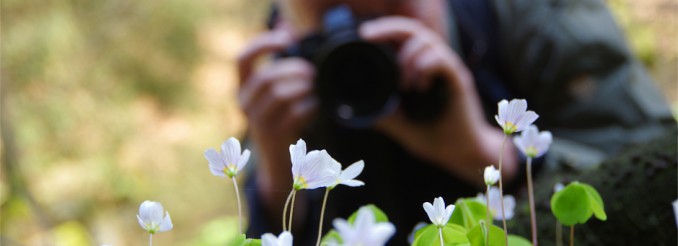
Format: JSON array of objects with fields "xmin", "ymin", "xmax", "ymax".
[
  {"xmin": 329, "ymin": 159, "xmax": 365, "ymax": 189},
  {"xmin": 513, "ymin": 125, "xmax": 552, "ymax": 158},
  {"xmin": 262, "ymin": 231, "xmax": 293, "ymax": 246},
  {"xmin": 290, "ymin": 139, "xmax": 337, "ymax": 190},
  {"xmin": 495, "ymin": 99, "xmax": 539, "ymax": 135},
  {"xmin": 204, "ymin": 137, "xmax": 251, "ymax": 178},
  {"xmin": 137, "ymin": 201, "xmax": 173, "ymax": 234},
  {"xmin": 476, "ymin": 187, "xmax": 515, "ymax": 220},
  {"xmin": 331, "ymin": 207, "xmax": 396, "ymax": 246},
  {"xmin": 423, "ymin": 197, "xmax": 455, "ymax": 227},
  {"xmin": 484, "ymin": 165, "xmax": 500, "ymax": 186}
]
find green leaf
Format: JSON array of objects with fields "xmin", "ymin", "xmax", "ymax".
[
  {"xmin": 466, "ymin": 223, "xmax": 506, "ymax": 246},
  {"xmin": 507, "ymin": 235, "xmax": 532, "ymax": 246},
  {"xmin": 227, "ymin": 234, "xmax": 262, "ymax": 246},
  {"xmin": 449, "ymin": 198, "xmax": 489, "ymax": 230},
  {"xmin": 551, "ymin": 182, "xmax": 592, "ymax": 226},
  {"xmin": 580, "ymin": 183, "xmax": 607, "ymax": 221},
  {"xmin": 321, "ymin": 229, "xmax": 342, "ymax": 245},
  {"xmin": 413, "ymin": 224, "xmax": 469, "ymax": 246},
  {"xmin": 242, "ymin": 238, "xmax": 261, "ymax": 246},
  {"xmin": 347, "ymin": 204, "xmax": 389, "ymax": 224}
]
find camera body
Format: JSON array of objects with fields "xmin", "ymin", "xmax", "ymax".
[{"xmin": 280, "ymin": 5, "xmax": 448, "ymax": 128}]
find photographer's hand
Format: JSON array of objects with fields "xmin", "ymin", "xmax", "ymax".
[
  {"xmin": 237, "ymin": 28, "xmax": 316, "ymax": 230},
  {"xmin": 360, "ymin": 17, "xmax": 518, "ymax": 187}
]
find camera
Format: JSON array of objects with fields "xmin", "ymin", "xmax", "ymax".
[{"xmin": 279, "ymin": 5, "xmax": 448, "ymax": 128}]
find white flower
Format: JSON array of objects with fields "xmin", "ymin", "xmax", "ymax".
[
  {"xmin": 329, "ymin": 159, "xmax": 365, "ymax": 189},
  {"xmin": 290, "ymin": 139, "xmax": 337, "ymax": 190},
  {"xmin": 262, "ymin": 231, "xmax": 293, "ymax": 246},
  {"xmin": 476, "ymin": 187, "xmax": 515, "ymax": 220},
  {"xmin": 554, "ymin": 183, "xmax": 565, "ymax": 193},
  {"xmin": 672, "ymin": 199, "xmax": 678, "ymax": 228},
  {"xmin": 331, "ymin": 207, "xmax": 396, "ymax": 246},
  {"xmin": 137, "ymin": 201, "xmax": 173, "ymax": 234},
  {"xmin": 483, "ymin": 165, "xmax": 500, "ymax": 186},
  {"xmin": 495, "ymin": 99, "xmax": 539, "ymax": 134},
  {"xmin": 204, "ymin": 137, "xmax": 251, "ymax": 178},
  {"xmin": 423, "ymin": 197, "xmax": 455, "ymax": 227},
  {"xmin": 513, "ymin": 125, "xmax": 552, "ymax": 158}
]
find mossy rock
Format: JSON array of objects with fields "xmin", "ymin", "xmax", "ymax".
[{"xmin": 510, "ymin": 127, "xmax": 677, "ymax": 245}]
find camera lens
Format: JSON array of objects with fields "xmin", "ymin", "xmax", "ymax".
[{"xmin": 315, "ymin": 41, "xmax": 400, "ymax": 128}]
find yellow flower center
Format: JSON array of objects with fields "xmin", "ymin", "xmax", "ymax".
[
  {"xmin": 504, "ymin": 121, "xmax": 517, "ymax": 134},
  {"xmin": 525, "ymin": 147, "xmax": 537, "ymax": 158},
  {"xmin": 293, "ymin": 176, "xmax": 307, "ymax": 190},
  {"xmin": 223, "ymin": 164, "xmax": 237, "ymax": 178}
]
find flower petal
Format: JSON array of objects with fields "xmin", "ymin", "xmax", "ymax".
[
  {"xmin": 137, "ymin": 214, "xmax": 148, "ymax": 231},
  {"xmin": 236, "ymin": 149, "xmax": 251, "ymax": 172},
  {"xmin": 515, "ymin": 111, "xmax": 539, "ymax": 132},
  {"xmin": 221, "ymin": 138, "xmax": 242, "ymax": 166},
  {"xmin": 278, "ymin": 231, "xmax": 293, "ymax": 246},
  {"xmin": 139, "ymin": 201, "xmax": 164, "ymax": 225},
  {"xmin": 341, "ymin": 180, "xmax": 365, "ymax": 187},
  {"xmin": 261, "ymin": 233, "xmax": 279, "ymax": 246},
  {"xmin": 158, "ymin": 211, "xmax": 173, "ymax": 232},
  {"xmin": 289, "ymin": 139, "xmax": 307, "ymax": 176},
  {"xmin": 204, "ymin": 149, "xmax": 225, "ymax": 176},
  {"xmin": 368, "ymin": 223, "xmax": 396, "ymax": 245},
  {"xmin": 339, "ymin": 160, "xmax": 364, "ymax": 182},
  {"xmin": 423, "ymin": 202, "xmax": 438, "ymax": 225}
]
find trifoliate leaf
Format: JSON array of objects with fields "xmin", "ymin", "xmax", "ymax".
[
  {"xmin": 580, "ymin": 183, "xmax": 607, "ymax": 221},
  {"xmin": 449, "ymin": 198, "xmax": 488, "ymax": 230},
  {"xmin": 507, "ymin": 235, "xmax": 531, "ymax": 246},
  {"xmin": 466, "ymin": 223, "xmax": 505, "ymax": 246},
  {"xmin": 347, "ymin": 204, "xmax": 389, "ymax": 223},
  {"xmin": 321, "ymin": 229, "xmax": 342, "ymax": 245},
  {"xmin": 412, "ymin": 223, "xmax": 469, "ymax": 246},
  {"xmin": 551, "ymin": 181, "xmax": 607, "ymax": 226}
]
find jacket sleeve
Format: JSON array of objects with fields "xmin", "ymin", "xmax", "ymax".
[{"xmin": 492, "ymin": 0, "xmax": 675, "ymax": 169}]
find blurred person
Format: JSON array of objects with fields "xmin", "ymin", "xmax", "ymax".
[{"xmin": 235, "ymin": 0, "xmax": 674, "ymax": 244}]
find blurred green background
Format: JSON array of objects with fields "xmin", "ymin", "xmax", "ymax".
[{"xmin": 1, "ymin": 0, "xmax": 676, "ymax": 245}]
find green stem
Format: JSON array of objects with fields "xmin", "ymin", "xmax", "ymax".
[
  {"xmin": 439, "ymin": 227, "xmax": 444, "ymax": 246},
  {"xmin": 527, "ymin": 157, "xmax": 537, "ymax": 246},
  {"xmin": 498, "ymin": 134, "xmax": 509, "ymax": 246},
  {"xmin": 486, "ymin": 185, "xmax": 491, "ymax": 246},
  {"xmin": 232, "ymin": 176, "xmax": 243, "ymax": 235},
  {"xmin": 569, "ymin": 225, "xmax": 574, "ymax": 246},
  {"xmin": 282, "ymin": 189, "xmax": 294, "ymax": 231},
  {"xmin": 316, "ymin": 188, "xmax": 331, "ymax": 246},
  {"xmin": 288, "ymin": 190, "xmax": 297, "ymax": 231},
  {"xmin": 556, "ymin": 222, "xmax": 562, "ymax": 246}
]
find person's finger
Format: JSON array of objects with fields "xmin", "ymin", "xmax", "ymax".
[
  {"xmin": 373, "ymin": 110, "xmax": 418, "ymax": 143},
  {"xmin": 359, "ymin": 16, "xmax": 427, "ymax": 44},
  {"xmin": 398, "ymin": 35, "xmax": 432, "ymax": 90},
  {"xmin": 411, "ymin": 47, "xmax": 446, "ymax": 92},
  {"xmin": 280, "ymin": 96, "xmax": 318, "ymax": 131},
  {"xmin": 252, "ymin": 79, "xmax": 314, "ymax": 127},
  {"xmin": 238, "ymin": 58, "xmax": 314, "ymax": 112},
  {"xmin": 237, "ymin": 30, "xmax": 293, "ymax": 84}
]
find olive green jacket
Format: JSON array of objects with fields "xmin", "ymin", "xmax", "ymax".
[{"xmin": 448, "ymin": 0, "xmax": 675, "ymax": 170}]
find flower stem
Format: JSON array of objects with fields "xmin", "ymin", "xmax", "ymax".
[
  {"xmin": 316, "ymin": 188, "xmax": 331, "ymax": 246},
  {"xmin": 569, "ymin": 225, "xmax": 574, "ymax": 246},
  {"xmin": 231, "ymin": 177, "xmax": 243, "ymax": 235},
  {"xmin": 486, "ymin": 185, "xmax": 491, "ymax": 246},
  {"xmin": 498, "ymin": 134, "xmax": 509, "ymax": 246},
  {"xmin": 556, "ymin": 222, "xmax": 562, "ymax": 246},
  {"xmin": 438, "ymin": 227, "xmax": 444, "ymax": 246},
  {"xmin": 149, "ymin": 233, "xmax": 153, "ymax": 246},
  {"xmin": 282, "ymin": 189, "xmax": 294, "ymax": 231},
  {"xmin": 288, "ymin": 189, "xmax": 298, "ymax": 231},
  {"xmin": 526, "ymin": 157, "xmax": 537, "ymax": 246}
]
